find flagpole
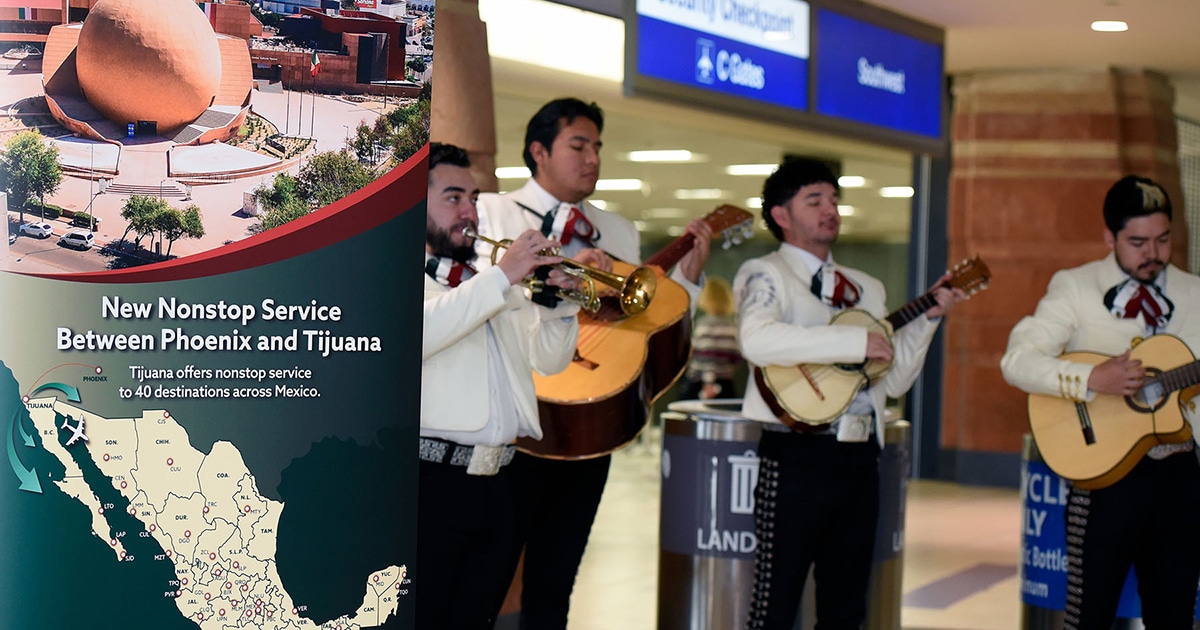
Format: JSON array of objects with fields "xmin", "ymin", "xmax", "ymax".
[
  {"xmin": 310, "ymin": 72, "xmax": 317, "ymax": 141},
  {"xmin": 284, "ymin": 77, "xmax": 291, "ymax": 135}
]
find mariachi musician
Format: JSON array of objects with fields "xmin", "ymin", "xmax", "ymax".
[{"xmin": 474, "ymin": 97, "xmax": 711, "ymax": 629}]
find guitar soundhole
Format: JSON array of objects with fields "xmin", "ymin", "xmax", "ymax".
[{"xmin": 1126, "ymin": 367, "xmax": 1167, "ymax": 413}]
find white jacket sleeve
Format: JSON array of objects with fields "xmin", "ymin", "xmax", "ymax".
[
  {"xmin": 1000, "ymin": 271, "xmax": 1095, "ymax": 400},
  {"xmin": 526, "ymin": 302, "xmax": 580, "ymax": 376},
  {"xmin": 878, "ymin": 314, "xmax": 941, "ymax": 398},
  {"xmin": 422, "ymin": 266, "xmax": 511, "ymax": 360}
]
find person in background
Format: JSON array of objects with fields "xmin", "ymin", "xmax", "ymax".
[{"xmin": 681, "ymin": 276, "xmax": 743, "ymax": 400}]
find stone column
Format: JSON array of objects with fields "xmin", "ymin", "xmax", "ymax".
[
  {"xmin": 942, "ymin": 68, "xmax": 1185, "ymax": 480},
  {"xmin": 429, "ymin": 0, "xmax": 498, "ymax": 192}
]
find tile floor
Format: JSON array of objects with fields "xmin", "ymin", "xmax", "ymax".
[{"xmin": 559, "ymin": 430, "xmax": 1023, "ymax": 630}]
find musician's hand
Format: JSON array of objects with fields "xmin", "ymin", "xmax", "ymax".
[
  {"xmin": 1087, "ymin": 350, "xmax": 1145, "ymax": 396},
  {"xmin": 497, "ymin": 230, "xmax": 562, "ymax": 285},
  {"xmin": 865, "ymin": 332, "xmax": 894, "ymax": 363},
  {"xmin": 545, "ymin": 267, "xmax": 580, "ymax": 292},
  {"xmin": 574, "ymin": 248, "xmax": 613, "ymax": 273},
  {"xmin": 678, "ymin": 218, "xmax": 713, "ymax": 285},
  {"xmin": 926, "ymin": 271, "xmax": 969, "ymax": 318}
]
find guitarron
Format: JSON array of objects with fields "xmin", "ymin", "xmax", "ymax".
[{"xmin": 519, "ymin": 205, "xmax": 755, "ymax": 459}]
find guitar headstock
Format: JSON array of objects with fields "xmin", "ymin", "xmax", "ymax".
[
  {"xmin": 947, "ymin": 255, "xmax": 991, "ymax": 296},
  {"xmin": 709, "ymin": 204, "xmax": 755, "ymax": 250}
]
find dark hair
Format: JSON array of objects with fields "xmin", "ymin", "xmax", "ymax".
[
  {"xmin": 522, "ymin": 98, "xmax": 604, "ymax": 175},
  {"xmin": 429, "ymin": 142, "xmax": 470, "ymax": 171},
  {"xmin": 760, "ymin": 158, "xmax": 839, "ymax": 241},
  {"xmin": 1103, "ymin": 175, "xmax": 1172, "ymax": 233}
]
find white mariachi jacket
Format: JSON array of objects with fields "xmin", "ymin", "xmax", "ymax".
[
  {"xmin": 1001, "ymin": 253, "xmax": 1200, "ymax": 441},
  {"xmin": 734, "ymin": 245, "xmax": 941, "ymax": 445},
  {"xmin": 421, "ymin": 265, "xmax": 579, "ymax": 441}
]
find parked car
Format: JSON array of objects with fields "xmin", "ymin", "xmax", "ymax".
[
  {"xmin": 19, "ymin": 222, "xmax": 53, "ymax": 238},
  {"xmin": 59, "ymin": 230, "xmax": 94, "ymax": 250},
  {"xmin": 8, "ymin": 232, "xmax": 15, "ymax": 245}
]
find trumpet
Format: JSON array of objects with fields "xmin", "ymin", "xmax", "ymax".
[{"xmin": 462, "ymin": 227, "xmax": 657, "ymax": 316}]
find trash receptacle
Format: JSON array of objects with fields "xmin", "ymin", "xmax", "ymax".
[
  {"xmin": 658, "ymin": 400, "xmax": 910, "ymax": 630},
  {"xmin": 1020, "ymin": 434, "xmax": 1200, "ymax": 629}
]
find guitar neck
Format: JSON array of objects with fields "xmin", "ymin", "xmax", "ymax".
[
  {"xmin": 644, "ymin": 234, "xmax": 693, "ymax": 271},
  {"xmin": 884, "ymin": 291, "xmax": 940, "ymax": 330},
  {"xmin": 1160, "ymin": 359, "xmax": 1200, "ymax": 395}
]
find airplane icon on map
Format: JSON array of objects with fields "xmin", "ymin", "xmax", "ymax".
[{"xmin": 60, "ymin": 414, "xmax": 88, "ymax": 446}]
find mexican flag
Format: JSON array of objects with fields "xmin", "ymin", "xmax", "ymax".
[{"xmin": 310, "ymin": 51, "xmax": 321, "ymax": 78}]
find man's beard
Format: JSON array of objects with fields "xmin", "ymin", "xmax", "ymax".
[
  {"xmin": 427, "ymin": 220, "xmax": 478, "ymax": 264},
  {"xmin": 1117, "ymin": 257, "xmax": 1165, "ymax": 283}
]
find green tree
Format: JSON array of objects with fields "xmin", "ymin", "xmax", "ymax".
[
  {"xmin": 297, "ymin": 151, "xmax": 375, "ymax": 208},
  {"xmin": 254, "ymin": 173, "xmax": 311, "ymax": 232},
  {"xmin": 119, "ymin": 195, "xmax": 169, "ymax": 251},
  {"xmin": 0, "ymin": 130, "xmax": 62, "ymax": 222},
  {"xmin": 406, "ymin": 57, "xmax": 427, "ymax": 74}
]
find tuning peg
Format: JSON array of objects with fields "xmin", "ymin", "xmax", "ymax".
[
  {"xmin": 742, "ymin": 223, "xmax": 755, "ymax": 240},
  {"xmin": 722, "ymin": 234, "xmax": 734, "ymax": 250}
]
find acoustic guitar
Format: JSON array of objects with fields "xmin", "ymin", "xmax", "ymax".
[
  {"xmin": 1028, "ymin": 334, "xmax": 1198, "ymax": 489},
  {"xmin": 757, "ymin": 255, "xmax": 991, "ymax": 428},
  {"xmin": 519, "ymin": 205, "xmax": 755, "ymax": 459}
]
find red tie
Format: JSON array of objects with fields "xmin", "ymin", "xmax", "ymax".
[
  {"xmin": 830, "ymin": 270, "xmax": 859, "ymax": 308},
  {"xmin": 1124, "ymin": 284, "xmax": 1163, "ymax": 326}
]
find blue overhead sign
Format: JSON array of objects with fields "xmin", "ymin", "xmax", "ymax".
[
  {"xmin": 635, "ymin": 0, "xmax": 810, "ymax": 111},
  {"xmin": 814, "ymin": 8, "xmax": 944, "ymax": 138}
]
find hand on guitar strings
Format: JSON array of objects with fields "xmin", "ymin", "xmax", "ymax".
[
  {"xmin": 498, "ymin": 229, "xmax": 563, "ymax": 286},
  {"xmin": 865, "ymin": 332, "xmax": 894, "ymax": 363},
  {"xmin": 1087, "ymin": 349, "xmax": 1146, "ymax": 397},
  {"xmin": 925, "ymin": 270, "xmax": 970, "ymax": 319},
  {"xmin": 678, "ymin": 218, "xmax": 714, "ymax": 285}
]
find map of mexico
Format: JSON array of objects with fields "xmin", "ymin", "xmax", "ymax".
[{"xmin": 22, "ymin": 393, "xmax": 403, "ymax": 629}]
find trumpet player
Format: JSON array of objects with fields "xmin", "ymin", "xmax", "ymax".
[
  {"xmin": 419, "ymin": 142, "xmax": 581, "ymax": 630},
  {"xmin": 475, "ymin": 97, "xmax": 712, "ymax": 630}
]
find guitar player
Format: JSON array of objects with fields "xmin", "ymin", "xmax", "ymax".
[
  {"xmin": 1001, "ymin": 175, "xmax": 1200, "ymax": 629},
  {"xmin": 733, "ymin": 157, "xmax": 965, "ymax": 630},
  {"xmin": 473, "ymin": 97, "xmax": 711, "ymax": 630}
]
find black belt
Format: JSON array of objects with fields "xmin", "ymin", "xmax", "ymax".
[{"xmin": 418, "ymin": 437, "xmax": 515, "ymax": 475}]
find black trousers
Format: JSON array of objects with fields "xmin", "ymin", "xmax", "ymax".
[
  {"xmin": 415, "ymin": 459, "xmax": 518, "ymax": 630},
  {"xmin": 1064, "ymin": 450, "xmax": 1200, "ymax": 630},
  {"xmin": 747, "ymin": 431, "xmax": 881, "ymax": 630},
  {"xmin": 507, "ymin": 451, "xmax": 611, "ymax": 630}
]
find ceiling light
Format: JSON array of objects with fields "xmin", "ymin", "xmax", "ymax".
[
  {"xmin": 673, "ymin": 188, "xmax": 725, "ymax": 200},
  {"xmin": 641, "ymin": 207, "xmax": 691, "ymax": 220},
  {"xmin": 1091, "ymin": 20, "xmax": 1128, "ymax": 32},
  {"xmin": 666, "ymin": 225, "xmax": 686, "ymax": 237},
  {"xmin": 595, "ymin": 178, "xmax": 645, "ymax": 191},
  {"xmin": 838, "ymin": 176, "xmax": 867, "ymax": 188},
  {"xmin": 879, "ymin": 186, "xmax": 914, "ymax": 198},
  {"xmin": 495, "ymin": 166, "xmax": 531, "ymax": 179},
  {"xmin": 725, "ymin": 164, "xmax": 778, "ymax": 176},
  {"xmin": 590, "ymin": 199, "xmax": 608, "ymax": 210},
  {"xmin": 745, "ymin": 197, "xmax": 763, "ymax": 209},
  {"xmin": 626, "ymin": 150, "xmax": 696, "ymax": 163},
  {"xmin": 838, "ymin": 205, "xmax": 855, "ymax": 216}
]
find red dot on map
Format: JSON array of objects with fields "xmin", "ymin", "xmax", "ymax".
[
  {"xmin": 233, "ymin": 561, "xmax": 239, "ymax": 569},
  {"xmin": 109, "ymin": 539, "xmax": 116, "ymax": 546},
  {"xmin": 373, "ymin": 574, "xmax": 379, "ymax": 582},
  {"xmin": 120, "ymin": 481, "xmax": 127, "ymax": 488},
  {"xmin": 219, "ymin": 609, "xmax": 225, "ymax": 616},
  {"xmin": 267, "ymin": 610, "xmax": 273, "ymax": 617},
  {"xmin": 244, "ymin": 505, "xmax": 250, "ymax": 513},
  {"xmin": 164, "ymin": 411, "xmax": 171, "ymax": 418},
  {"xmin": 196, "ymin": 613, "xmax": 203, "ymax": 620},
  {"xmin": 167, "ymin": 458, "xmax": 174, "ymax": 466},
  {"xmin": 210, "ymin": 553, "xmax": 216, "ymax": 560},
  {"xmin": 256, "ymin": 599, "xmax": 262, "ymax": 606},
  {"xmin": 241, "ymin": 584, "xmax": 248, "ymax": 591},
  {"xmin": 184, "ymin": 530, "xmax": 191, "ymax": 538},
  {"xmin": 166, "ymin": 550, "xmax": 172, "ymax": 557},
  {"xmin": 21, "ymin": 396, "xmax": 28, "ymax": 403},
  {"xmin": 120, "ymin": 550, "xmax": 126, "ymax": 558},
  {"xmin": 204, "ymin": 593, "xmax": 211, "ymax": 601},
  {"xmin": 225, "ymin": 582, "xmax": 232, "ymax": 590},
  {"xmin": 182, "ymin": 578, "xmax": 189, "ymax": 585},
  {"xmin": 149, "ymin": 524, "xmax": 156, "ymax": 531},
  {"xmin": 95, "ymin": 366, "xmax": 103, "ymax": 374},
  {"xmin": 214, "ymin": 568, "xmax": 221, "ymax": 576},
  {"xmin": 128, "ymin": 507, "xmax": 136, "ymax": 515},
  {"xmin": 246, "ymin": 610, "xmax": 252, "ymax": 617},
  {"xmin": 203, "ymin": 506, "xmax": 210, "ymax": 513},
  {"xmin": 98, "ymin": 507, "xmax": 104, "ymax": 515},
  {"xmin": 103, "ymin": 454, "xmax": 110, "ymax": 461},
  {"xmin": 292, "ymin": 608, "xmax": 298, "ymax": 615},
  {"xmin": 176, "ymin": 590, "xmax": 181, "ymax": 597}
]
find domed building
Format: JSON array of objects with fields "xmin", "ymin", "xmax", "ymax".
[{"xmin": 42, "ymin": 0, "xmax": 253, "ymax": 144}]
